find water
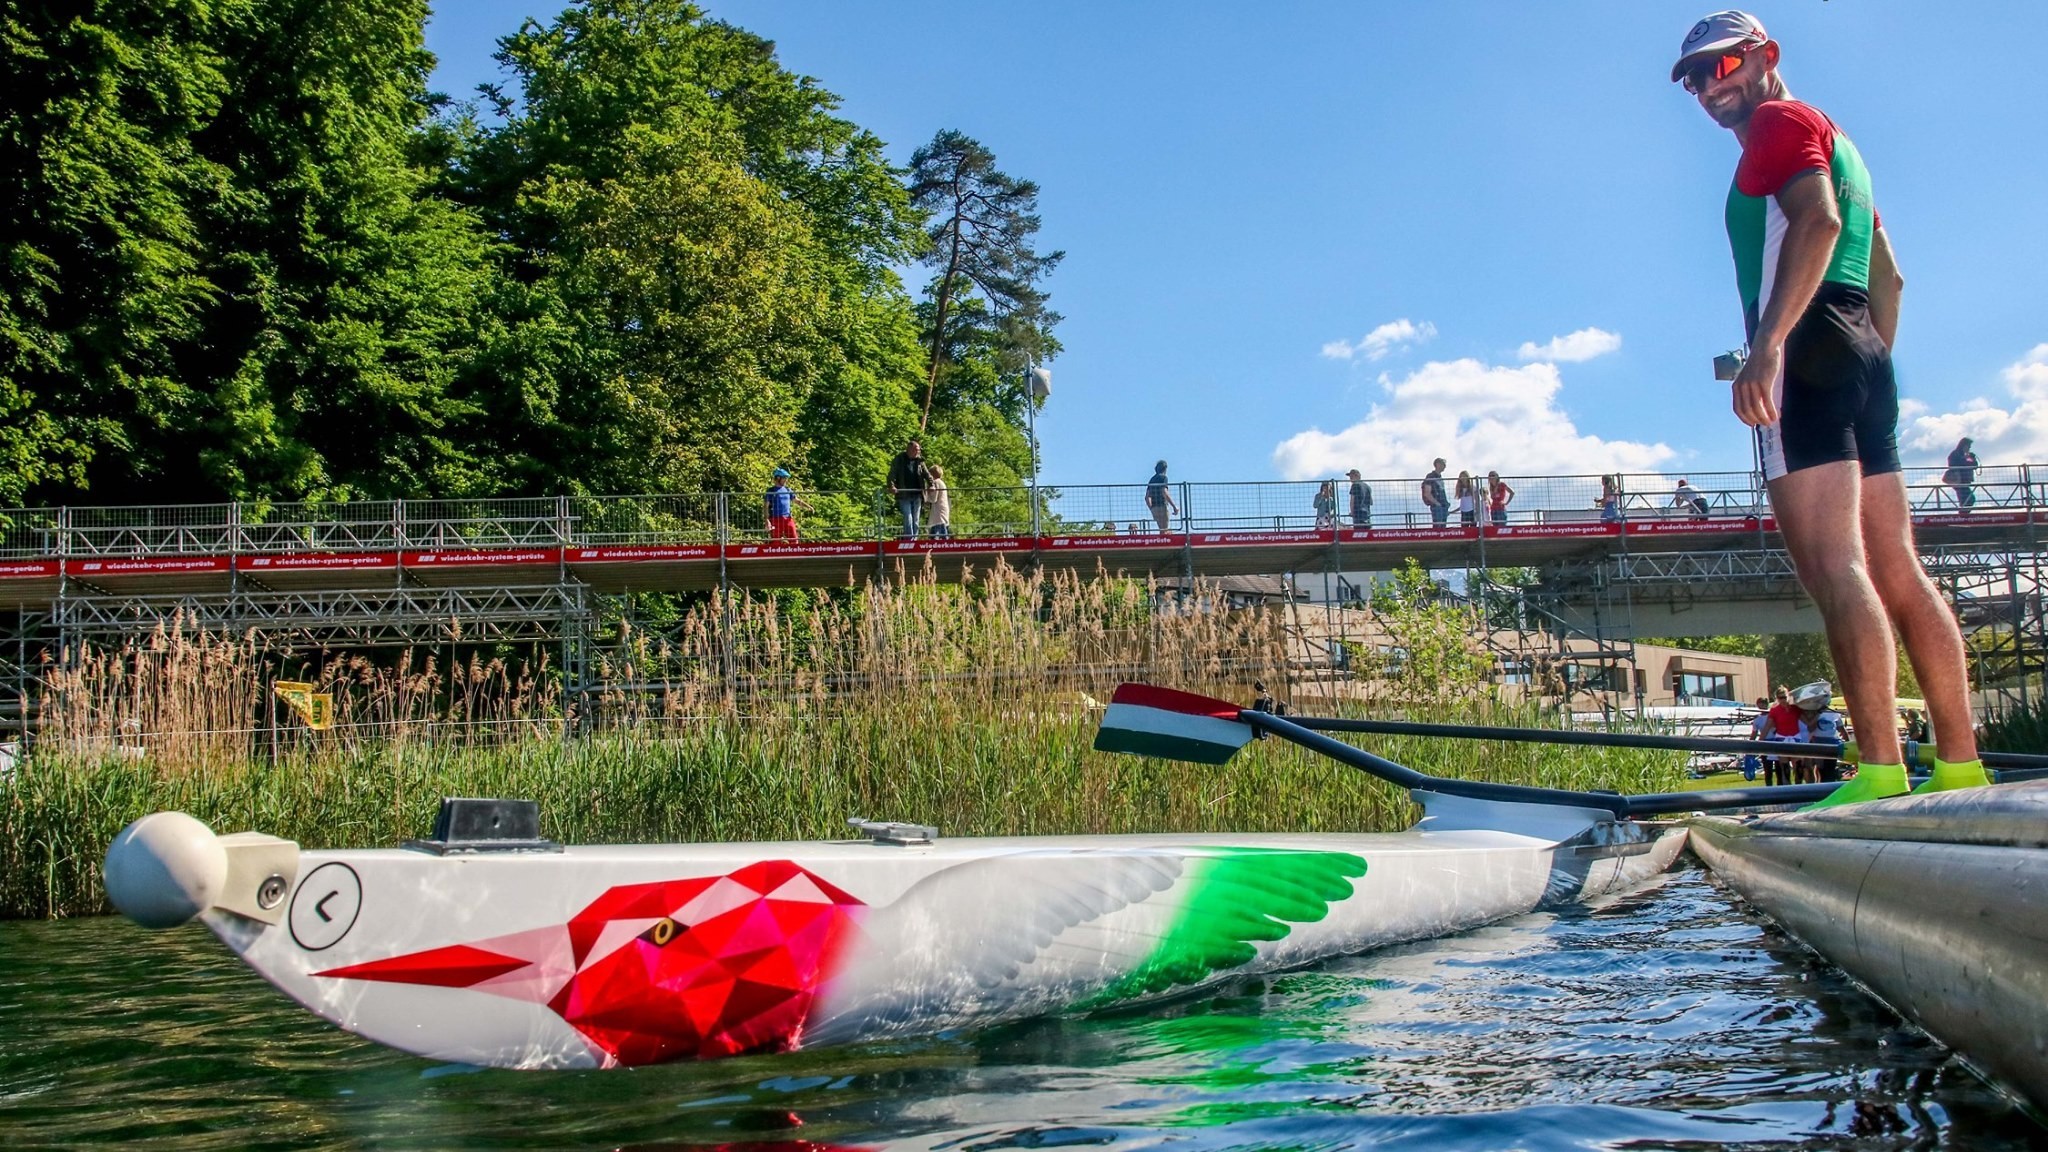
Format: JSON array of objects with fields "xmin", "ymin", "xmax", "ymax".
[{"xmin": 1, "ymin": 868, "xmax": 2038, "ymax": 1151}]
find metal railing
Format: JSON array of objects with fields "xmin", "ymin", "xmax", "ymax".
[{"xmin": 0, "ymin": 465, "xmax": 2037, "ymax": 560}]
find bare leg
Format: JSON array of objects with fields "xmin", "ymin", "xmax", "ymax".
[
  {"xmin": 1769, "ymin": 463, "xmax": 1903, "ymax": 765},
  {"xmin": 1860, "ymin": 472, "xmax": 1979, "ymax": 761}
]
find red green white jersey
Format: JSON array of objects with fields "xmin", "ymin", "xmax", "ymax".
[{"xmin": 1726, "ymin": 100, "xmax": 1879, "ymax": 343}]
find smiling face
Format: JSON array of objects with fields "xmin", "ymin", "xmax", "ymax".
[{"xmin": 1686, "ymin": 40, "xmax": 1781, "ymax": 130}]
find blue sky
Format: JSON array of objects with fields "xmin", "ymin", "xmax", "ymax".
[{"xmin": 424, "ymin": 2, "xmax": 2048, "ymax": 486}]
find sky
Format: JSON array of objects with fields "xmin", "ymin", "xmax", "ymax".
[{"xmin": 422, "ymin": 1, "xmax": 2048, "ymax": 487}]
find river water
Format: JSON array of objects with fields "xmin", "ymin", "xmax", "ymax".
[{"xmin": 2, "ymin": 867, "xmax": 2039, "ymax": 1151}]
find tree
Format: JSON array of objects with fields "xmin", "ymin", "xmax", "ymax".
[
  {"xmin": 0, "ymin": 0, "xmax": 228, "ymax": 504},
  {"xmin": 2, "ymin": 0, "xmax": 503, "ymax": 505},
  {"xmin": 1370, "ymin": 560, "xmax": 1492, "ymax": 707},
  {"xmin": 906, "ymin": 130, "xmax": 1063, "ymax": 431},
  {"xmin": 453, "ymin": 0, "xmax": 929, "ymax": 496}
]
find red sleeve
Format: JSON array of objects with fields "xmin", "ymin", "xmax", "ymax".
[{"xmin": 1735, "ymin": 101, "xmax": 1836, "ymax": 198}]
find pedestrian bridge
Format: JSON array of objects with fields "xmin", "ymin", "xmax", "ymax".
[{"xmin": 1, "ymin": 465, "xmax": 2040, "ymax": 644}]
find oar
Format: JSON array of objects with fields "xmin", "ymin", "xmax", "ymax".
[
  {"xmin": 1088, "ymin": 683, "xmax": 1849, "ymax": 817},
  {"xmin": 1284, "ymin": 715, "xmax": 2048, "ymax": 773},
  {"xmin": 1241, "ymin": 709, "xmax": 1840, "ymax": 817}
]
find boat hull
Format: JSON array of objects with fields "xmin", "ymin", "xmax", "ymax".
[
  {"xmin": 1690, "ymin": 781, "xmax": 2048, "ymax": 1113},
  {"xmin": 189, "ymin": 801, "xmax": 1683, "ymax": 1069}
]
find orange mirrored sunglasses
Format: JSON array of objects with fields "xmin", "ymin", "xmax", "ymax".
[{"xmin": 1681, "ymin": 43, "xmax": 1762, "ymax": 94}]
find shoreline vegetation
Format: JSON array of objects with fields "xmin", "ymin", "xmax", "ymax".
[{"xmin": 1, "ymin": 566, "xmax": 1688, "ymax": 920}]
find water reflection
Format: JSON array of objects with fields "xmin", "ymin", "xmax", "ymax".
[{"xmin": 0, "ymin": 869, "xmax": 2038, "ymax": 1150}]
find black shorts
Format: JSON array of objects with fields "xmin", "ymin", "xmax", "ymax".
[{"xmin": 1757, "ymin": 282, "xmax": 1902, "ymax": 481}]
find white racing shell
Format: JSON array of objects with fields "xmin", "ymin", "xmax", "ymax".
[{"xmin": 114, "ymin": 794, "xmax": 1685, "ymax": 1070}]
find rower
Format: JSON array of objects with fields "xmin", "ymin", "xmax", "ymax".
[{"xmin": 1667, "ymin": 11, "xmax": 1988, "ymax": 805}]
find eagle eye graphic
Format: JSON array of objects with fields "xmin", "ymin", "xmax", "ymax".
[{"xmin": 642, "ymin": 917, "xmax": 680, "ymax": 947}]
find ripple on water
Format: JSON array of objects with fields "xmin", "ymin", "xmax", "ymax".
[{"xmin": 0, "ymin": 867, "xmax": 2040, "ymax": 1151}]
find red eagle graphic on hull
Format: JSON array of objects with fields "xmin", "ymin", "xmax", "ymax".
[{"xmin": 315, "ymin": 861, "xmax": 865, "ymax": 1066}]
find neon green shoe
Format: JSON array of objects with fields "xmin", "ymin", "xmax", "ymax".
[
  {"xmin": 1805, "ymin": 763, "xmax": 1909, "ymax": 810},
  {"xmin": 1910, "ymin": 757, "xmax": 1990, "ymax": 795}
]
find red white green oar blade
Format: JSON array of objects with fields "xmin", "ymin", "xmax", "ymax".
[{"xmin": 1093, "ymin": 683, "xmax": 1253, "ymax": 765}]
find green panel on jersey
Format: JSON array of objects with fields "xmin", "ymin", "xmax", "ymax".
[{"xmin": 1726, "ymin": 128, "xmax": 1877, "ymax": 341}]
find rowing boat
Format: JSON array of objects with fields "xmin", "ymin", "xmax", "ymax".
[
  {"xmin": 103, "ymin": 685, "xmax": 1691, "ymax": 1070},
  {"xmin": 1690, "ymin": 782, "xmax": 2048, "ymax": 1112},
  {"xmin": 104, "ymin": 796, "xmax": 1682, "ymax": 1069}
]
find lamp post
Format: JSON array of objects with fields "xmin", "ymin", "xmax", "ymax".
[{"xmin": 1026, "ymin": 366, "xmax": 1052, "ymax": 537}]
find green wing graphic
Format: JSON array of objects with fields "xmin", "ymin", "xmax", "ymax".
[{"xmin": 1087, "ymin": 848, "xmax": 1367, "ymax": 1006}]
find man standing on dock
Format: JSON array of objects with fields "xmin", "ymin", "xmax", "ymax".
[{"xmin": 1672, "ymin": 10, "xmax": 1984, "ymax": 802}]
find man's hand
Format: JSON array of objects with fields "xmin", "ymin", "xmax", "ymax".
[{"xmin": 1731, "ymin": 343, "xmax": 1781, "ymax": 427}]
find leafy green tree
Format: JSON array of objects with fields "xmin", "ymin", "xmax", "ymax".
[
  {"xmin": 1, "ymin": 1, "xmax": 227, "ymax": 504},
  {"xmin": 3, "ymin": 0, "xmax": 503, "ymax": 505},
  {"xmin": 453, "ymin": 0, "xmax": 927, "ymax": 497},
  {"xmin": 907, "ymin": 129, "xmax": 1063, "ymax": 432},
  {"xmin": 1370, "ymin": 560, "xmax": 1491, "ymax": 707}
]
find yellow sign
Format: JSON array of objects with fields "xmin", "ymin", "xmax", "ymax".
[{"xmin": 273, "ymin": 681, "xmax": 335, "ymax": 730}]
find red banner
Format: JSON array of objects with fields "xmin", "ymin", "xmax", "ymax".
[
  {"xmin": 1344, "ymin": 526, "xmax": 1475, "ymax": 543},
  {"xmin": 1624, "ymin": 518, "xmax": 1762, "ymax": 536},
  {"xmin": 883, "ymin": 536, "xmax": 1033, "ymax": 555},
  {"xmin": 726, "ymin": 541, "xmax": 879, "ymax": 560},
  {"xmin": 1040, "ymin": 533, "xmax": 1185, "ymax": 550},
  {"xmin": 66, "ymin": 556, "xmax": 230, "ymax": 576},
  {"xmin": 1914, "ymin": 511, "xmax": 2031, "ymax": 528},
  {"xmin": 403, "ymin": 548, "xmax": 562, "ymax": 567},
  {"xmin": 1189, "ymin": 530, "xmax": 1335, "ymax": 547},
  {"xmin": 0, "ymin": 559, "xmax": 58, "ymax": 579},
  {"xmin": 566, "ymin": 544, "xmax": 718, "ymax": 563},
  {"xmin": 1483, "ymin": 523, "xmax": 1624, "ymax": 539},
  {"xmin": 238, "ymin": 551, "xmax": 398, "ymax": 572}
]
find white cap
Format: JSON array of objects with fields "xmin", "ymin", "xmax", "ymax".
[
  {"xmin": 1791, "ymin": 680, "xmax": 1832, "ymax": 708},
  {"xmin": 1671, "ymin": 10, "xmax": 1769, "ymax": 82}
]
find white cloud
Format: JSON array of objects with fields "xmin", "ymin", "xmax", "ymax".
[
  {"xmin": 1273, "ymin": 356, "xmax": 1676, "ymax": 480},
  {"xmin": 1322, "ymin": 318, "xmax": 1437, "ymax": 361},
  {"xmin": 1517, "ymin": 327, "xmax": 1623, "ymax": 364},
  {"xmin": 1898, "ymin": 343, "xmax": 2048, "ymax": 463}
]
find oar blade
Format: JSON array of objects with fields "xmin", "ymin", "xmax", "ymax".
[{"xmin": 1093, "ymin": 683, "xmax": 1254, "ymax": 765}]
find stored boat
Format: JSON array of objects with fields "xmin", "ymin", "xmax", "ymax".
[{"xmin": 104, "ymin": 684, "xmax": 1701, "ymax": 1070}]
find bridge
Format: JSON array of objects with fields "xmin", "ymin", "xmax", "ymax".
[{"xmin": 4, "ymin": 463, "xmax": 2044, "ymax": 728}]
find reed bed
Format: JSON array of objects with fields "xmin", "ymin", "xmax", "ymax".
[{"xmin": 1, "ymin": 563, "xmax": 1685, "ymax": 918}]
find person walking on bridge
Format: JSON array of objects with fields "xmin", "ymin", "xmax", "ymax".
[
  {"xmin": 1144, "ymin": 460, "xmax": 1179, "ymax": 533},
  {"xmin": 1944, "ymin": 437, "xmax": 1978, "ymax": 511},
  {"xmin": 765, "ymin": 468, "xmax": 804, "ymax": 542},
  {"xmin": 887, "ymin": 440, "xmax": 932, "ymax": 539},
  {"xmin": 1672, "ymin": 10, "xmax": 1982, "ymax": 802}
]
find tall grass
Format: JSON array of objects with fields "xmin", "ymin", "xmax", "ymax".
[{"xmin": 1, "ymin": 563, "xmax": 1684, "ymax": 918}]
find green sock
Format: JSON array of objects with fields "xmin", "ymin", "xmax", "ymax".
[
  {"xmin": 1910, "ymin": 757, "xmax": 1990, "ymax": 795},
  {"xmin": 1805, "ymin": 762, "xmax": 1909, "ymax": 810}
]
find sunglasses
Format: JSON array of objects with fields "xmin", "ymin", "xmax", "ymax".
[{"xmin": 1681, "ymin": 42, "xmax": 1763, "ymax": 94}]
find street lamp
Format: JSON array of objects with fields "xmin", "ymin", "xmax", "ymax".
[{"xmin": 1027, "ymin": 366, "xmax": 1052, "ymax": 537}]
